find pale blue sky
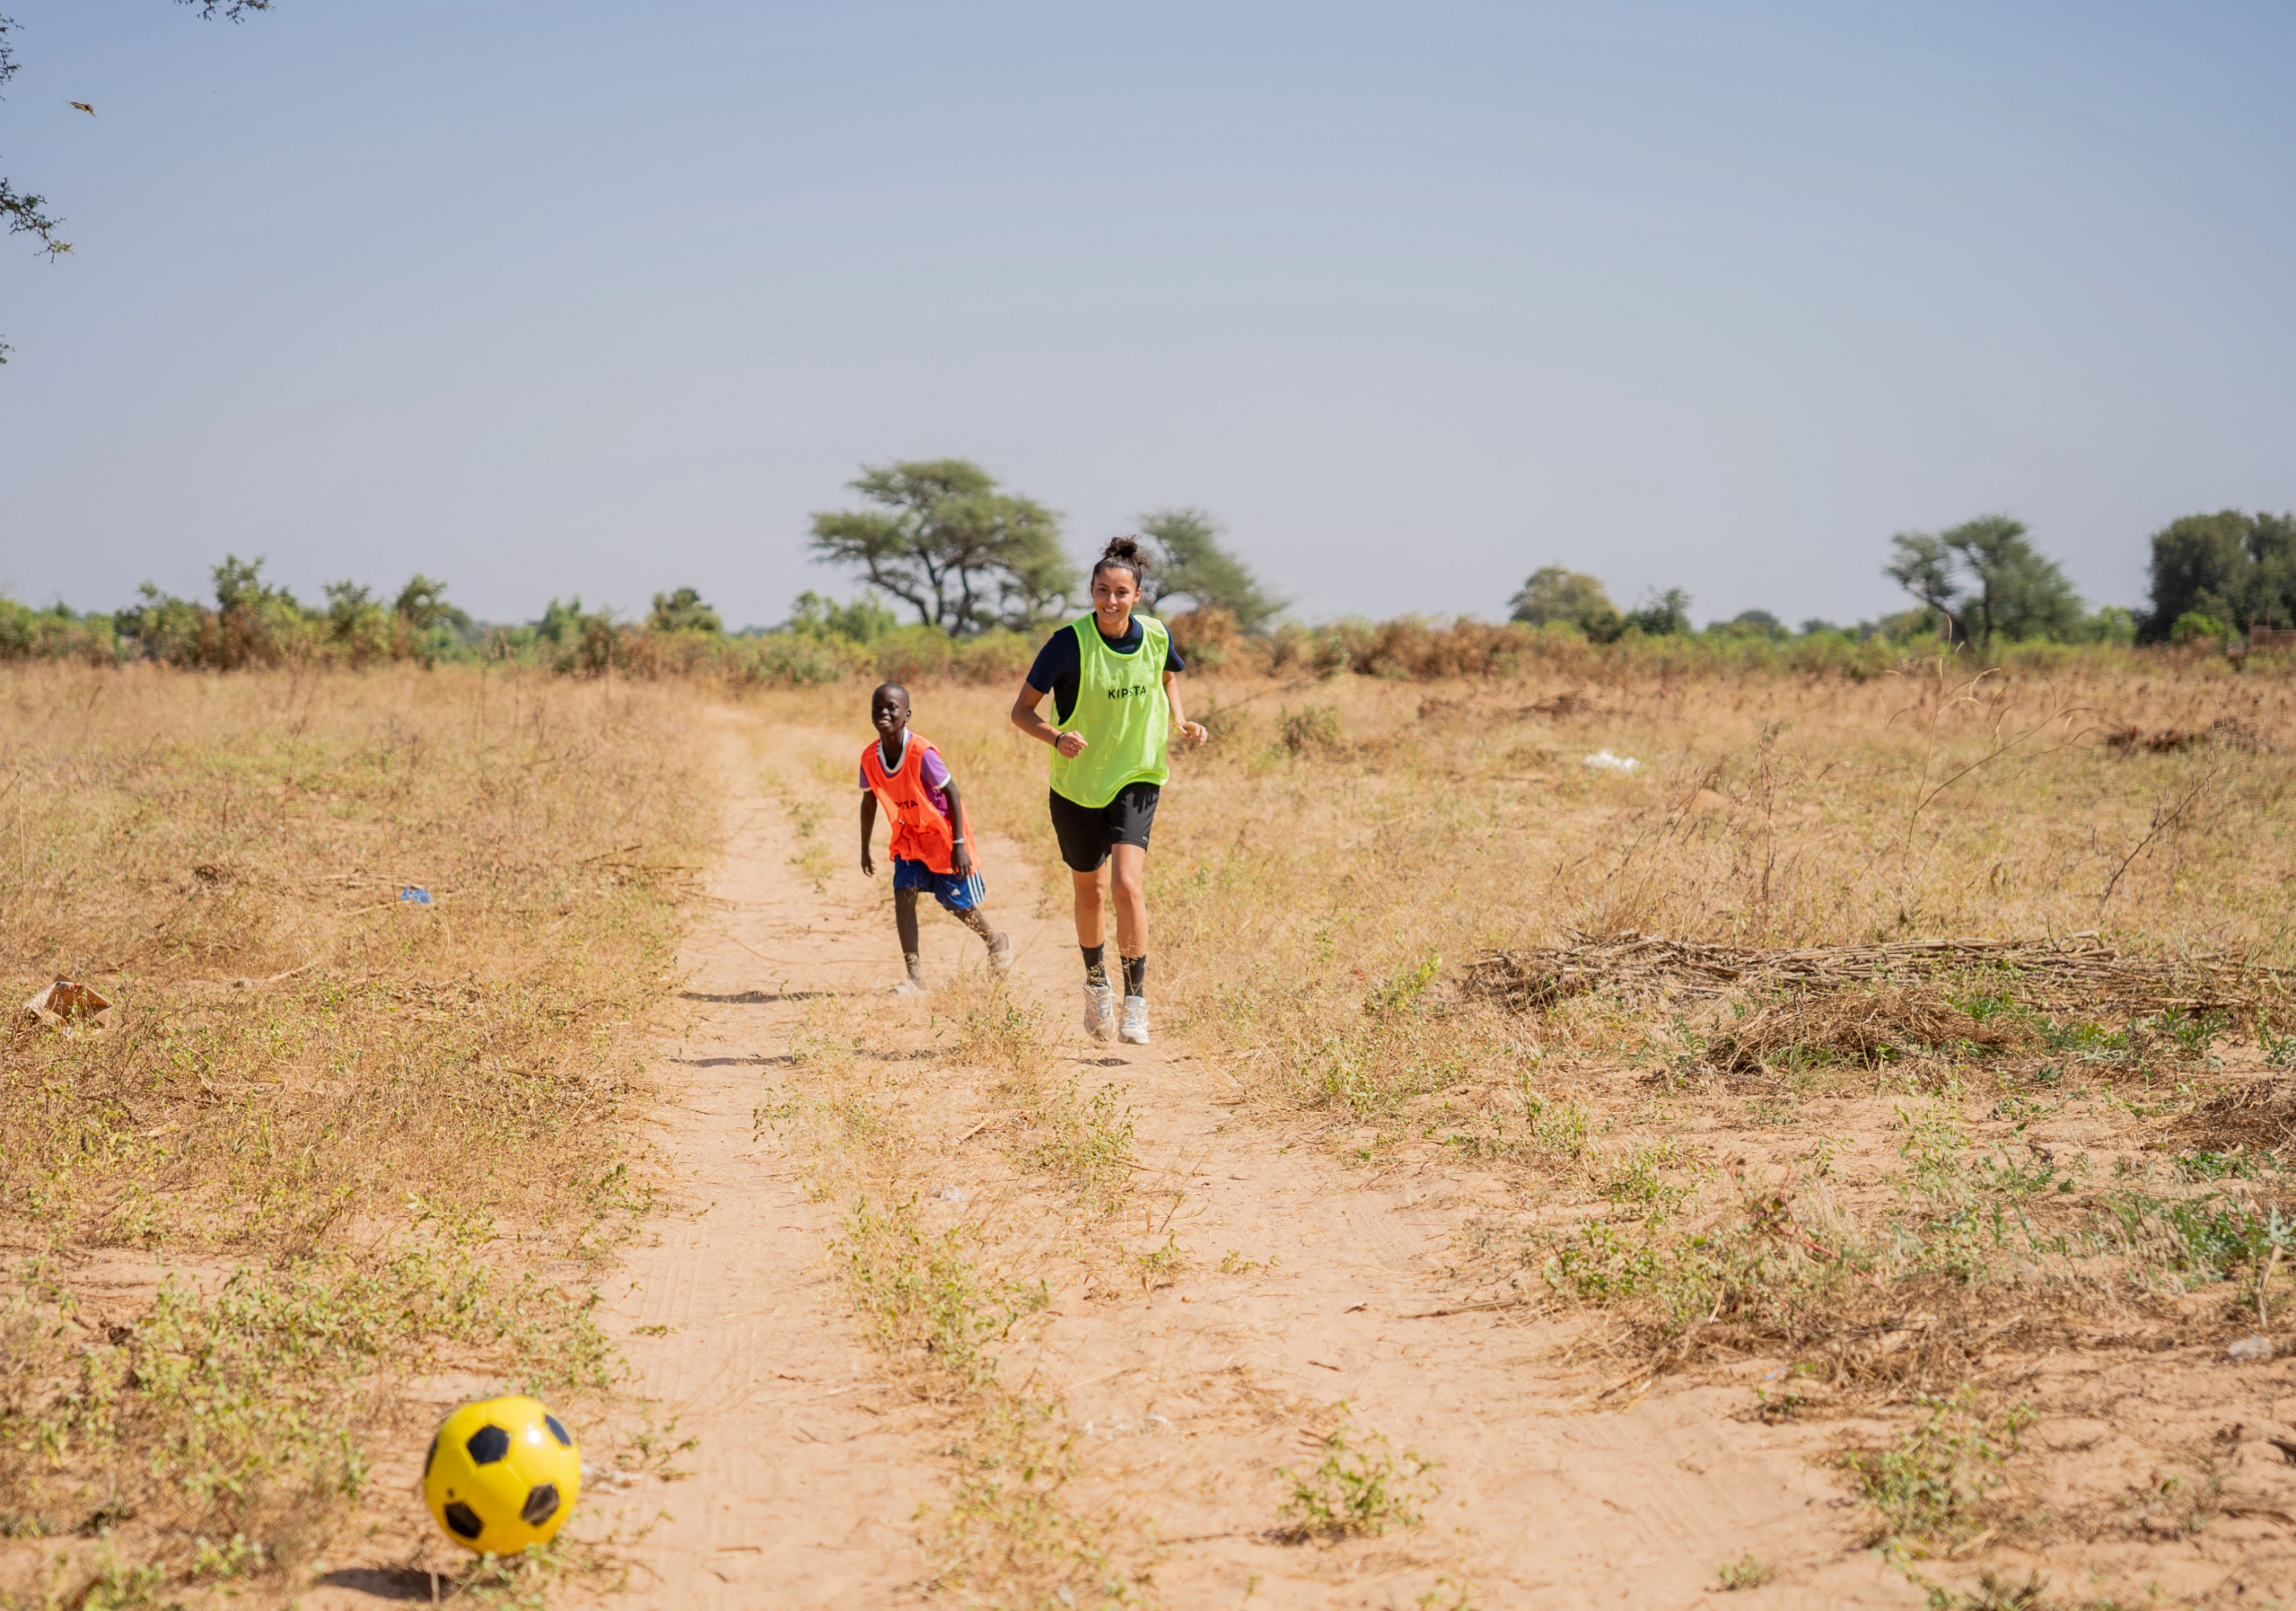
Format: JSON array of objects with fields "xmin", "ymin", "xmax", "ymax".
[{"xmin": 3, "ymin": 2, "xmax": 2290, "ymax": 629}]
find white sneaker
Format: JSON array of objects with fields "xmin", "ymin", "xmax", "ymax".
[
  {"xmin": 1118, "ymin": 995, "xmax": 1150, "ymax": 1046},
  {"xmin": 891, "ymin": 974, "xmax": 929, "ymax": 996},
  {"xmin": 988, "ymin": 933, "xmax": 1013, "ymax": 975},
  {"xmin": 1083, "ymin": 980, "xmax": 1116, "ymax": 1042}
]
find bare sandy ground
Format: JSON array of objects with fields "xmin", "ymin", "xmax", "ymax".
[{"xmin": 576, "ymin": 709, "xmax": 1915, "ymax": 1609}]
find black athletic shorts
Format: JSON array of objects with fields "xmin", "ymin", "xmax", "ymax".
[{"xmin": 1047, "ymin": 782, "xmax": 1161, "ymax": 872}]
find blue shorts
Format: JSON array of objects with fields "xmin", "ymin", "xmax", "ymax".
[{"xmin": 893, "ymin": 857, "xmax": 987, "ymax": 913}]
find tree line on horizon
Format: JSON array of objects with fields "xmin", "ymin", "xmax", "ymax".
[{"xmin": 4, "ymin": 455, "xmax": 2292, "ymax": 673}]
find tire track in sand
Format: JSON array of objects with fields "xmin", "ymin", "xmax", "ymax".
[{"xmin": 577, "ymin": 714, "xmax": 940, "ymax": 1608}]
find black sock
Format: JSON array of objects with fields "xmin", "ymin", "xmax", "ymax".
[
  {"xmin": 1082, "ymin": 943, "xmax": 1107, "ymax": 986},
  {"xmin": 1121, "ymin": 954, "xmax": 1147, "ymax": 999}
]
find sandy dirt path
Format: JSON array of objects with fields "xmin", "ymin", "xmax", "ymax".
[{"xmin": 584, "ymin": 709, "xmax": 1919, "ymax": 1608}]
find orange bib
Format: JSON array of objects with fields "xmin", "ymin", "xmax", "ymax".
[{"xmin": 861, "ymin": 734, "xmax": 975, "ymax": 876}]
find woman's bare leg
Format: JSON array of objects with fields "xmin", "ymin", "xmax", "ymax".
[
  {"xmin": 1071, "ymin": 865, "xmax": 1109, "ymax": 948},
  {"xmin": 1108, "ymin": 844, "xmax": 1148, "ymax": 958}
]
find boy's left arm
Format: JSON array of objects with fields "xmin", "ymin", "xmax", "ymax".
[
  {"xmin": 1164, "ymin": 669, "xmax": 1208, "ymax": 746},
  {"xmin": 943, "ymin": 778, "xmax": 974, "ymax": 877}
]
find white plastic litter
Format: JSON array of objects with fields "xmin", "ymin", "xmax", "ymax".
[
  {"xmin": 1582, "ymin": 751, "xmax": 1641, "ymax": 774},
  {"xmin": 2227, "ymin": 1334, "xmax": 2274, "ymax": 1363}
]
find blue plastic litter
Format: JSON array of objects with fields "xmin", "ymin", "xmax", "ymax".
[{"xmin": 399, "ymin": 886, "xmax": 433, "ymax": 905}]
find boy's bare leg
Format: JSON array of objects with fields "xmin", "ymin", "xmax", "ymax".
[
  {"xmin": 953, "ymin": 904, "xmax": 1013, "ymax": 973},
  {"xmin": 891, "ymin": 889, "xmax": 927, "ymax": 995}
]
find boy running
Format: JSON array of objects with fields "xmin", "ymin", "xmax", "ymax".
[{"xmin": 859, "ymin": 683, "xmax": 1011, "ymax": 994}]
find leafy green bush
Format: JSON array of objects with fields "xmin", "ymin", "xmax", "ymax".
[{"xmin": 0, "ymin": 599, "xmax": 118, "ymax": 663}]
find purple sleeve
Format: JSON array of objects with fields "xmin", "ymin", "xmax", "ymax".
[
  {"xmin": 918, "ymin": 747, "xmax": 953, "ymax": 793},
  {"xmin": 859, "ymin": 763, "xmax": 870, "ymax": 791}
]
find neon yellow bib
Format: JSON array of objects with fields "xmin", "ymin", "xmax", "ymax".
[{"xmin": 1050, "ymin": 614, "xmax": 1171, "ymax": 808}]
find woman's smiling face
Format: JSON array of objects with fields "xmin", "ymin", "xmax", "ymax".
[{"xmin": 1091, "ymin": 566, "xmax": 1140, "ymax": 630}]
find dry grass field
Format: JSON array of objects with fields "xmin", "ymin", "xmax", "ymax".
[
  {"xmin": 7, "ymin": 652, "xmax": 2296, "ymax": 1609},
  {"xmin": 0, "ymin": 666, "xmax": 712, "ymax": 1606}
]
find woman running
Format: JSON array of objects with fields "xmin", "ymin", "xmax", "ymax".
[{"xmin": 1010, "ymin": 537, "xmax": 1208, "ymax": 1045}]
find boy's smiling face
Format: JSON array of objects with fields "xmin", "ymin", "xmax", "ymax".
[{"xmin": 870, "ymin": 684, "xmax": 911, "ymax": 746}]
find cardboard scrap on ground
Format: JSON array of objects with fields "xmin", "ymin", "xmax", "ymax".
[{"xmin": 24, "ymin": 978, "xmax": 116, "ymax": 1032}]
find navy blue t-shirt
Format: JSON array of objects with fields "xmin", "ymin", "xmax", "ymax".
[{"xmin": 1026, "ymin": 617, "xmax": 1187, "ymax": 725}]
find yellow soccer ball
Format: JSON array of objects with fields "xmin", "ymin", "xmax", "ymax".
[{"xmin": 421, "ymin": 1395, "xmax": 582, "ymax": 1555}]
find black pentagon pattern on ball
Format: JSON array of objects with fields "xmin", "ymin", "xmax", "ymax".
[
  {"xmin": 465, "ymin": 1424, "xmax": 511, "ymax": 1464},
  {"xmin": 442, "ymin": 1501, "xmax": 485, "ymax": 1541},
  {"xmin": 544, "ymin": 1414, "xmax": 573, "ymax": 1448},
  {"xmin": 521, "ymin": 1482, "xmax": 562, "ymax": 1527},
  {"xmin": 423, "ymin": 1433, "xmax": 439, "ymax": 1477}
]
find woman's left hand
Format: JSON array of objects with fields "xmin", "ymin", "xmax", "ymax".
[{"xmin": 1179, "ymin": 720, "xmax": 1209, "ymax": 746}]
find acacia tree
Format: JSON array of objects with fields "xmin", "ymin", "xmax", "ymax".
[
  {"xmin": 808, "ymin": 459, "xmax": 1073, "ymax": 635},
  {"xmin": 1956, "ymin": 516, "xmax": 2082, "ymax": 645},
  {"xmin": 1886, "ymin": 516, "xmax": 2082, "ymax": 648},
  {"xmin": 2, "ymin": 3, "xmax": 271, "ymax": 361},
  {"xmin": 1135, "ymin": 507, "xmax": 1286, "ymax": 635}
]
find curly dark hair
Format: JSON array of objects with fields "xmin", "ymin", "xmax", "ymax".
[{"xmin": 1092, "ymin": 535, "xmax": 1151, "ymax": 588}]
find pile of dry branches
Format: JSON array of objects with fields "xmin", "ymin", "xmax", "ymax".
[
  {"xmin": 1703, "ymin": 989, "xmax": 2012, "ymax": 1075},
  {"xmin": 1462, "ymin": 931, "xmax": 2288, "ymax": 1016}
]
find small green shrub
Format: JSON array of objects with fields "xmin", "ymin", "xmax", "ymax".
[
  {"xmin": 1029, "ymin": 1079, "xmax": 1140, "ymax": 1217},
  {"xmin": 836, "ymin": 1196, "xmax": 1013, "ymax": 1393},
  {"xmin": 1838, "ymin": 1388, "xmax": 2035, "ymax": 1544},
  {"xmin": 1275, "ymin": 1405, "xmax": 1440, "ymax": 1541}
]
